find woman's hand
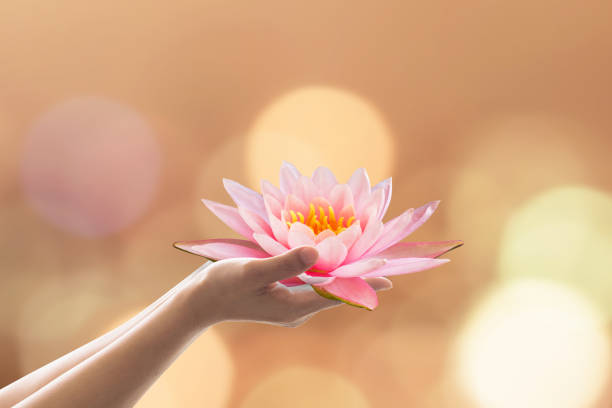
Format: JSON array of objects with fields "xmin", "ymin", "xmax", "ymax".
[
  {"xmin": 2, "ymin": 246, "xmax": 392, "ymax": 408},
  {"xmin": 186, "ymin": 246, "xmax": 393, "ymax": 328}
]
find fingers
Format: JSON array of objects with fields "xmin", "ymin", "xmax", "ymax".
[
  {"xmin": 363, "ymin": 277, "xmax": 393, "ymax": 291},
  {"xmin": 290, "ymin": 277, "xmax": 393, "ymax": 316},
  {"xmin": 279, "ymin": 312, "xmax": 314, "ymax": 328},
  {"xmin": 244, "ymin": 246, "xmax": 319, "ymax": 285},
  {"xmin": 289, "ymin": 290, "xmax": 342, "ymax": 316}
]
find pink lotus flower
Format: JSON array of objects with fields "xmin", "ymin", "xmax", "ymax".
[{"xmin": 174, "ymin": 161, "xmax": 462, "ymax": 310}]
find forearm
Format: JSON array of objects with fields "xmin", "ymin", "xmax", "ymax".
[
  {"xmin": 12, "ymin": 274, "xmax": 218, "ymax": 408},
  {"xmin": 0, "ymin": 262, "xmax": 212, "ymax": 407},
  {"xmin": 1, "ymin": 247, "xmax": 372, "ymax": 408}
]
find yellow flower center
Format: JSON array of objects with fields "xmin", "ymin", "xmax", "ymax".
[{"xmin": 285, "ymin": 203, "xmax": 355, "ymax": 235}]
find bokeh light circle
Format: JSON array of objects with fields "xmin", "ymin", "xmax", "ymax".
[
  {"xmin": 240, "ymin": 365, "xmax": 370, "ymax": 408},
  {"xmin": 21, "ymin": 97, "xmax": 161, "ymax": 237},
  {"xmin": 245, "ymin": 86, "xmax": 394, "ymax": 190},
  {"xmin": 135, "ymin": 327, "xmax": 233, "ymax": 408},
  {"xmin": 498, "ymin": 185, "xmax": 612, "ymax": 315},
  {"xmin": 340, "ymin": 323, "xmax": 450, "ymax": 407},
  {"xmin": 453, "ymin": 279, "xmax": 610, "ymax": 408},
  {"xmin": 119, "ymin": 202, "xmax": 205, "ymax": 304},
  {"xmin": 448, "ymin": 115, "xmax": 588, "ymax": 276},
  {"xmin": 16, "ymin": 272, "xmax": 121, "ymax": 373}
]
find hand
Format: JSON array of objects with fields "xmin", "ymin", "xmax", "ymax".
[
  {"xmin": 187, "ymin": 246, "xmax": 393, "ymax": 328},
  {"xmin": 0, "ymin": 248, "xmax": 392, "ymax": 408}
]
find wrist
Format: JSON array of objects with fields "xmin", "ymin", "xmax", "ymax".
[{"xmin": 178, "ymin": 271, "xmax": 225, "ymax": 332}]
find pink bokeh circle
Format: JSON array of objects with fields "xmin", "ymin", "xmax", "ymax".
[{"xmin": 21, "ymin": 97, "xmax": 161, "ymax": 237}]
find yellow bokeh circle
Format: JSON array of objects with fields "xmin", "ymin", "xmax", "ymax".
[
  {"xmin": 448, "ymin": 115, "xmax": 589, "ymax": 272},
  {"xmin": 245, "ymin": 86, "xmax": 394, "ymax": 190},
  {"xmin": 240, "ymin": 365, "xmax": 370, "ymax": 408},
  {"xmin": 498, "ymin": 185, "xmax": 612, "ymax": 315},
  {"xmin": 453, "ymin": 279, "xmax": 610, "ymax": 408}
]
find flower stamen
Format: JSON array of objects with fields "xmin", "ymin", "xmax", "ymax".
[
  {"xmin": 347, "ymin": 216, "xmax": 355, "ymax": 227},
  {"xmin": 285, "ymin": 202, "xmax": 354, "ymax": 235},
  {"xmin": 306, "ymin": 204, "xmax": 315, "ymax": 225},
  {"xmin": 328, "ymin": 205, "xmax": 336, "ymax": 229}
]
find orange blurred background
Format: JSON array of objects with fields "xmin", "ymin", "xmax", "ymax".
[{"xmin": 1, "ymin": 1, "xmax": 612, "ymax": 407}]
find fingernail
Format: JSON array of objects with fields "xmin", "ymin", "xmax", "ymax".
[
  {"xmin": 381, "ymin": 278, "xmax": 393, "ymax": 290},
  {"xmin": 299, "ymin": 247, "xmax": 318, "ymax": 265}
]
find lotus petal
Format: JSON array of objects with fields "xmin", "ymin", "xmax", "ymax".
[
  {"xmin": 313, "ymin": 235, "xmax": 348, "ymax": 271},
  {"xmin": 357, "ymin": 200, "xmax": 380, "ymax": 230},
  {"xmin": 356, "ymin": 187, "xmax": 384, "ymax": 221},
  {"xmin": 372, "ymin": 177, "xmax": 392, "ymax": 221},
  {"xmin": 173, "ymin": 238, "xmax": 269, "ymax": 261},
  {"xmin": 253, "ymin": 233, "xmax": 289, "ymax": 256},
  {"xmin": 310, "ymin": 196, "xmax": 333, "ymax": 212},
  {"xmin": 313, "ymin": 277, "xmax": 379, "ymax": 310},
  {"xmin": 288, "ymin": 222, "xmax": 316, "ymax": 247},
  {"xmin": 266, "ymin": 213, "xmax": 289, "ymax": 246},
  {"xmin": 336, "ymin": 221, "xmax": 362, "ymax": 251},
  {"xmin": 201, "ymin": 199, "xmax": 255, "ymax": 242},
  {"xmin": 361, "ymin": 208, "xmax": 414, "ymax": 256},
  {"xmin": 263, "ymin": 194, "xmax": 283, "ymax": 219},
  {"xmin": 238, "ymin": 206, "xmax": 273, "ymax": 236},
  {"xmin": 311, "ymin": 166, "xmax": 338, "ymax": 196},
  {"xmin": 347, "ymin": 167, "xmax": 371, "ymax": 208},
  {"xmin": 284, "ymin": 193, "xmax": 309, "ymax": 216},
  {"xmin": 279, "ymin": 161, "xmax": 301, "ymax": 194},
  {"xmin": 344, "ymin": 219, "xmax": 384, "ymax": 263},
  {"xmin": 329, "ymin": 184, "xmax": 354, "ymax": 211},
  {"xmin": 222, "ymin": 178, "xmax": 267, "ymax": 220},
  {"xmin": 364, "ymin": 200, "xmax": 440, "ymax": 257},
  {"xmin": 283, "ymin": 160, "xmax": 301, "ymax": 177},
  {"xmin": 338, "ymin": 204, "xmax": 356, "ymax": 224},
  {"xmin": 360, "ymin": 257, "xmax": 450, "ymax": 277},
  {"xmin": 370, "ymin": 240, "xmax": 464, "ymax": 259},
  {"xmin": 399, "ymin": 200, "xmax": 440, "ymax": 239},
  {"xmin": 293, "ymin": 175, "xmax": 320, "ymax": 204},
  {"xmin": 314, "ymin": 229, "xmax": 336, "ymax": 244},
  {"xmin": 264, "ymin": 195, "xmax": 289, "ymax": 245},
  {"xmin": 330, "ymin": 258, "xmax": 387, "ymax": 277},
  {"xmin": 261, "ymin": 179, "xmax": 285, "ymax": 203}
]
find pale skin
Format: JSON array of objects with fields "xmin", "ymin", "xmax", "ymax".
[{"xmin": 0, "ymin": 246, "xmax": 392, "ymax": 408}]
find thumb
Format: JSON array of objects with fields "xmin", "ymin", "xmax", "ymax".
[{"xmin": 244, "ymin": 246, "xmax": 319, "ymax": 284}]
